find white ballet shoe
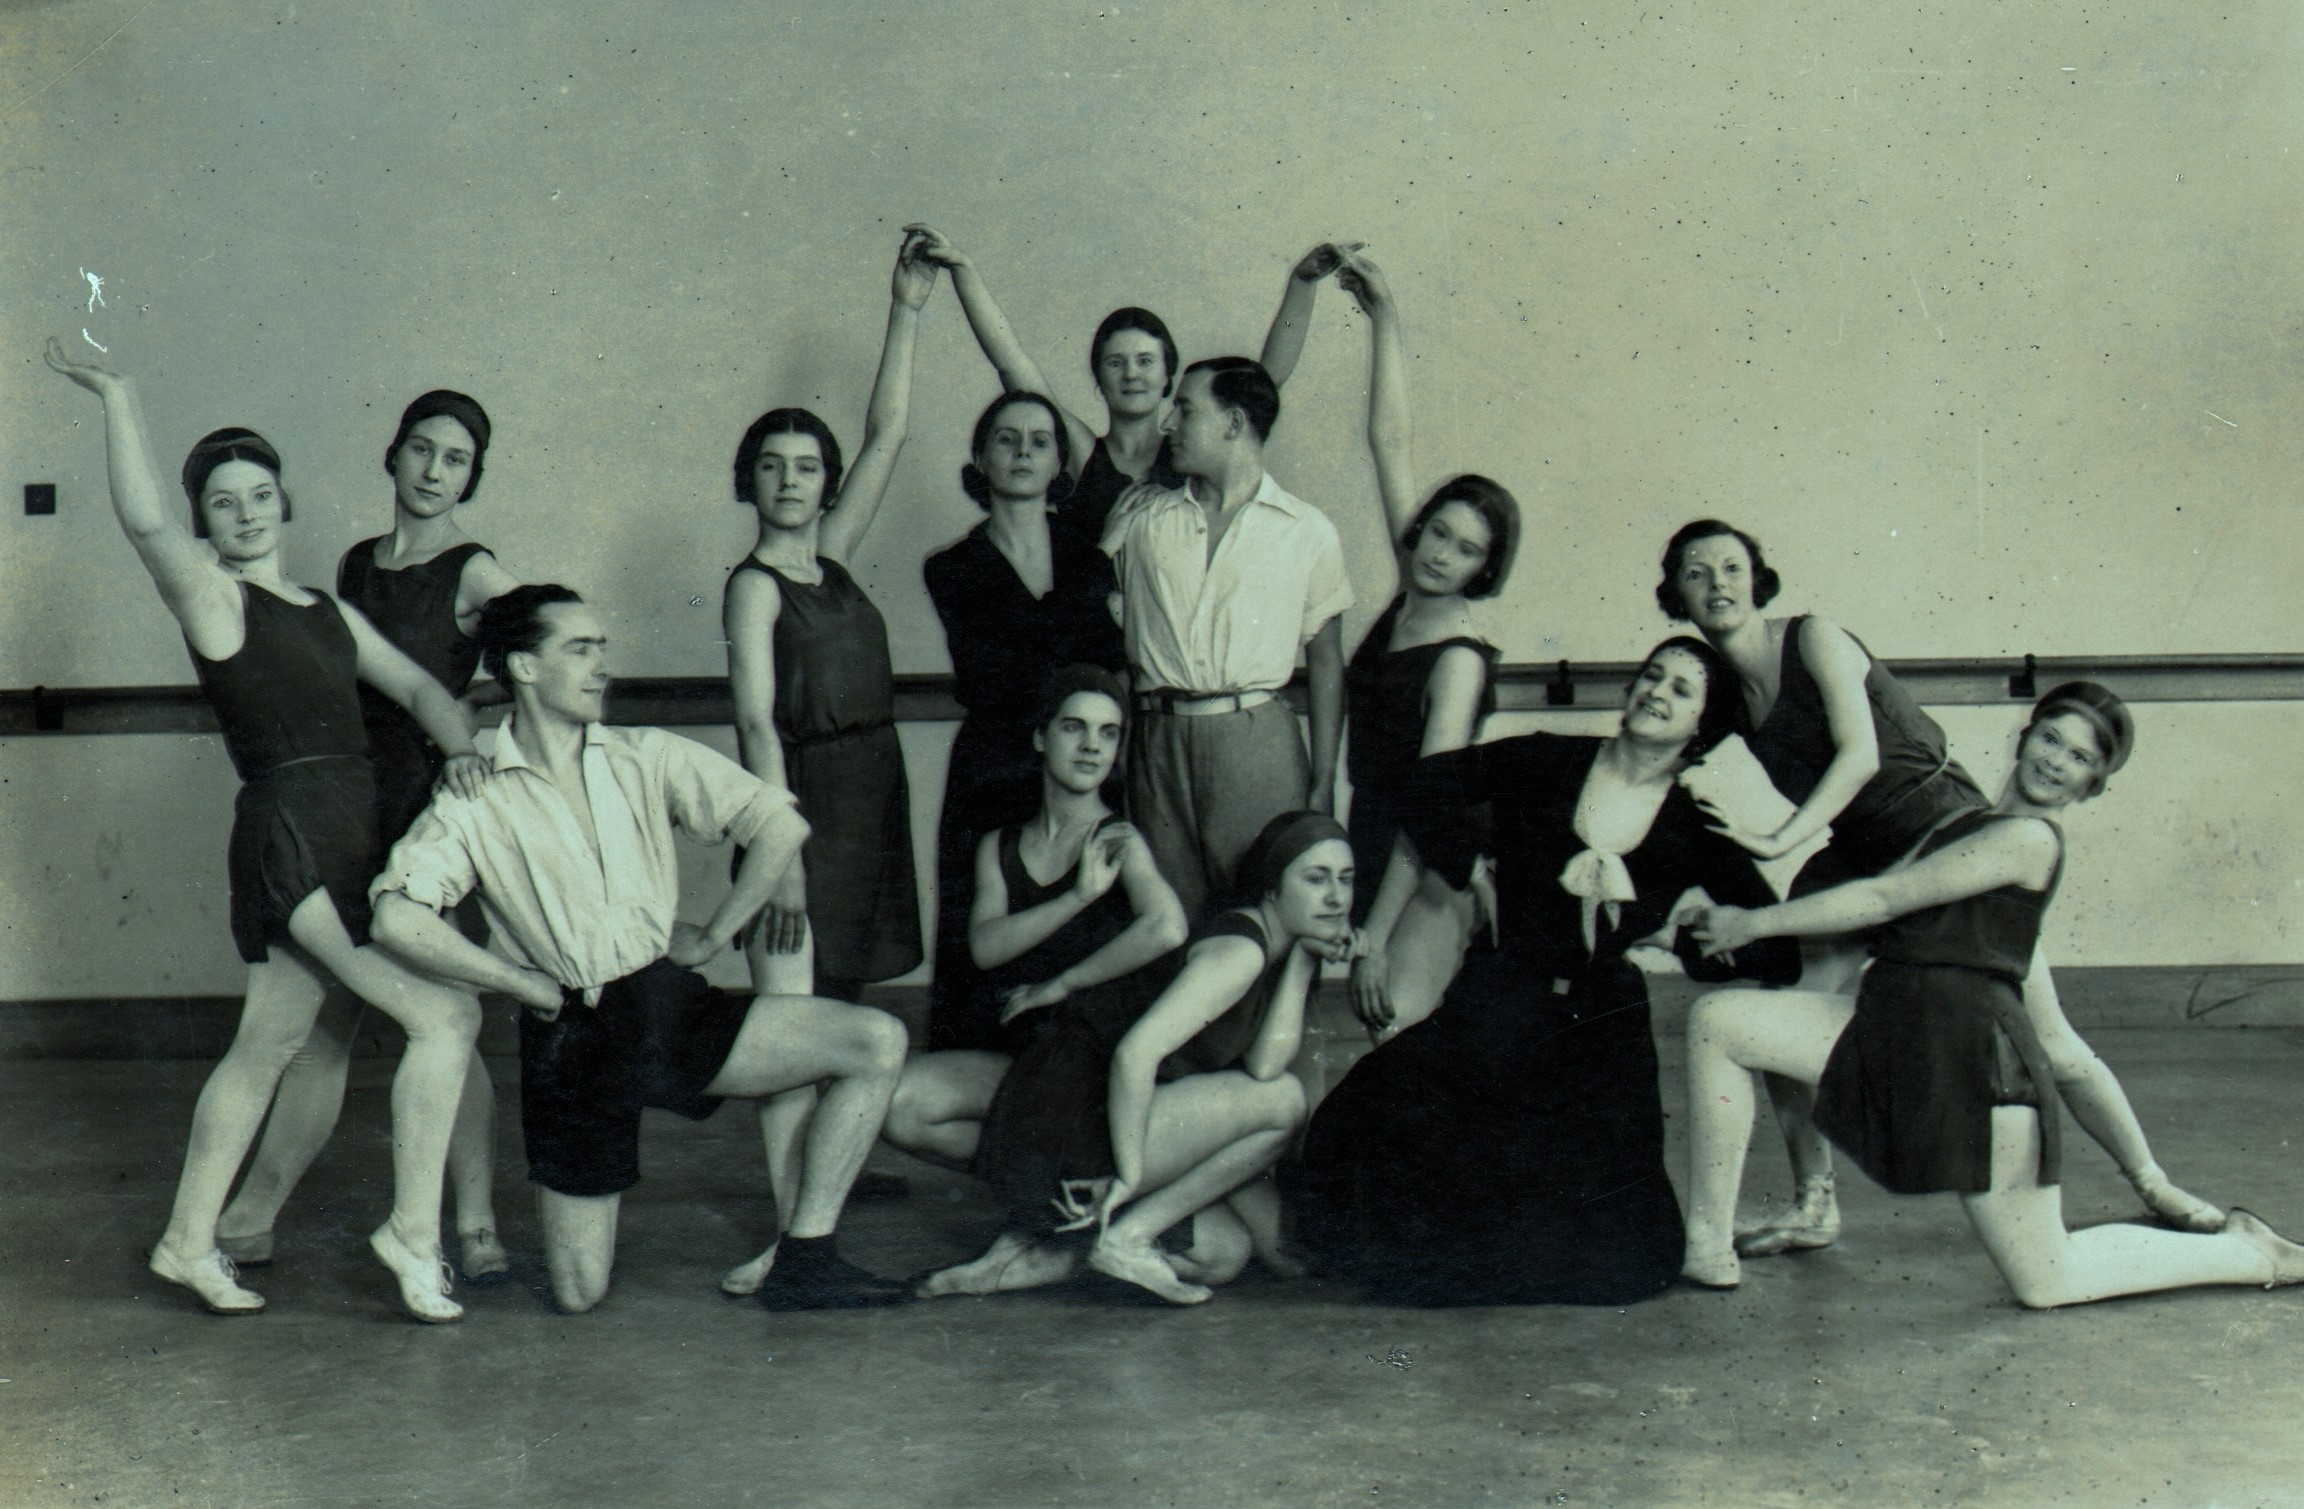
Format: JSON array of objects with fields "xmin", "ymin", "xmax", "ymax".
[
  {"xmin": 369, "ymin": 1222, "xmax": 463, "ymax": 1324},
  {"xmin": 1680, "ymin": 1235, "xmax": 1742, "ymax": 1291},
  {"xmin": 1735, "ymin": 1174, "xmax": 1841, "ymax": 1258},
  {"xmin": 2129, "ymin": 1166, "xmax": 2225, "ymax": 1235},
  {"xmin": 458, "ymin": 1229, "xmax": 511, "ymax": 1284},
  {"xmin": 150, "ymin": 1243, "xmax": 266, "ymax": 1314},
  {"xmin": 1089, "ymin": 1237, "xmax": 1212, "ymax": 1305},
  {"xmin": 213, "ymin": 1228, "xmax": 275, "ymax": 1267},
  {"xmin": 2222, "ymin": 1208, "xmax": 2304, "ymax": 1289}
]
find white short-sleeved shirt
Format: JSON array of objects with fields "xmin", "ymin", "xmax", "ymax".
[
  {"xmin": 373, "ymin": 717, "xmax": 804, "ymax": 997},
  {"xmin": 1099, "ymin": 470, "xmax": 1353, "ymax": 695}
]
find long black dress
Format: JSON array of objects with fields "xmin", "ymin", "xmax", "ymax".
[
  {"xmin": 187, "ymin": 582, "xmax": 378, "ymax": 963},
  {"xmin": 972, "ymin": 911, "xmax": 1286, "ymax": 1235},
  {"xmin": 1289, "ymin": 734, "xmax": 1799, "ymax": 1307},
  {"xmin": 727, "ymin": 556, "xmax": 922, "ymax": 991},
  {"xmin": 1813, "ymin": 810, "xmax": 2064, "ymax": 1194},
  {"xmin": 923, "ymin": 520, "xmax": 1126, "ymax": 1051},
  {"xmin": 1747, "ymin": 615, "xmax": 1988, "ymax": 890},
  {"xmin": 337, "ymin": 538, "xmax": 490, "ymax": 847},
  {"xmin": 1342, "ymin": 595, "xmax": 1498, "ymax": 924}
]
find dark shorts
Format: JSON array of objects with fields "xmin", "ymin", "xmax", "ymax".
[
  {"xmin": 517, "ymin": 958, "xmax": 753, "ymax": 1197},
  {"xmin": 228, "ymin": 756, "xmax": 381, "ymax": 964}
]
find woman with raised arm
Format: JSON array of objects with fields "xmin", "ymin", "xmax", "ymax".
[
  {"xmin": 1290, "ymin": 638, "xmax": 1800, "ymax": 1308},
  {"xmin": 949, "ymin": 810, "xmax": 1355, "ymax": 1305},
  {"xmin": 1658, "ymin": 520, "xmax": 2218, "ymax": 1254},
  {"xmin": 723, "ymin": 234, "xmax": 936, "ymax": 1004},
  {"xmin": 903, "ymin": 224, "xmax": 1346, "ymax": 549},
  {"xmin": 1680, "ymin": 683, "xmax": 2301, "ymax": 1304},
  {"xmin": 44, "ymin": 340, "xmax": 486, "ymax": 1323},
  {"xmin": 920, "ymin": 395, "xmax": 1128, "ymax": 1053},
  {"xmin": 214, "ymin": 390, "xmax": 521, "ymax": 1284},
  {"xmin": 1327, "ymin": 253, "xmax": 1516, "ymax": 1043}
]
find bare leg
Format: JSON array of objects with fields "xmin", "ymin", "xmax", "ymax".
[
  {"xmin": 1962, "ymin": 1107, "xmax": 2287, "ymax": 1307},
  {"xmin": 448, "ymin": 1048, "xmax": 507, "ymax": 1278},
  {"xmin": 1165, "ymin": 1203, "xmax": 1254, "ymax": 1285},
  {"xmin": 744, "ymin": 914, "xmax": 815, "ymax": 998},
  {"xmin": 1371, "ymin": 887, "xmax": 1474, "ymax": 1045},
  {"xmin": 1218, "ymin": 1172, "xmax": 1304, "ymax": 1278},
  {"xmin": 538, "ymin": 1188, "xmax": 621, "ymax": 1313},
  {"xmin": 1680, "ymin": 988, "xmax": 1852, "ymax": 1288},
  {"xmin": 1746, "ymin": 940, "xmax": 1859, "ymax": 1252},
  {"xmin": 1092, "ymin": 1072, "xmax": 1307, "ymax": 1303},
  {"xmin": 215, "ymin": 988, "xmax": 364, "ymax": 1258},
  {"xmin": 881, "ymin": 1051, "xmax": 1008, "ymax": 1166},
  {"xmin": 718, "ymin": 1084, "xmax": 817, "ymax": 1296}
]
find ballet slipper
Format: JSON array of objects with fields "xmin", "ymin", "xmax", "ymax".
[
  {"xmin": 917, "ymin": 1233, "xmax": 1036, "ymax": 1298},
  {"xmin": 214, "ymin": 1228, "xmax": 276, "ymax": 1267},
  {"xmin": 1679, "ymin": 1234, "xmax": 1742, "ymax": 1291},
  {"xmin": 2222, "ymin": 1208, "xmax": 2304, "ymax": 1288},
  {"xmin": 1734, "ymin": 1174, "xmax": 1841, "ymax": 1258},
  {"xmin": 1088, "ymin": 1236, "xmax": 1212, "ymax": 1305},
  {"xmin": 719, "ymin": 1243, "xmax": 778, "ymax": 1297},
  {"xmin": 369, "ymin": 1222, "xmax": 463, "ymax": 1324},
  {"xmin": 2128, "ymin": 1166, "xmax": 2225, "ymax": 1235},
  {"xmin": 458, "ymin": 1228, "xmax": 512, "ymax": 1284},
  {"xmin": 149, "ymin": 1243, "xmax": 266, "ymax": 1314}
]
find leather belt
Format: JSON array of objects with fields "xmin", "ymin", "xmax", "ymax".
[{"xmin": 1132, "ymin": 689, "xmax": 1275, "ymax": 717}]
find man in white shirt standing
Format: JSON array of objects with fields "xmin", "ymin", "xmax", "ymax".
[
  {"xmin": 1100, "ymin": 356, "xmax": 1353, "ymax": 919},
  {"xmin": 369, "ymin": 584, "xmax": 911, "ymax": 1313}
]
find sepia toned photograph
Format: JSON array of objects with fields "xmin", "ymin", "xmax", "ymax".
[{"xmin": 2, "ymin": 2, "xmax": 2300, "ymax": 1503}]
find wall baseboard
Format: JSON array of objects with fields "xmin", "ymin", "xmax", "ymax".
[{"xmin": 6, "ymin": 966, "xmax": 2303, "ymax": 1060}]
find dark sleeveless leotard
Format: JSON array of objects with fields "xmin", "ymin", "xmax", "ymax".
[
  {"xmin": 727, "ymin": 556, "xmax": 921, "ymax": 985},
  {"xmin": 973, "ymin": 817, "xmax": 1140, "ymax": 1060},
  {"xmin": 1053, "ymin": 435, "xmax": 1181, "ymax": 557},
  {"xmin": 1813, "ymin": 809, "xmax": 2065, "ymax": 1194},
  {"xmin": 971, "ymin": 910, "xmax": 1285, "ymax": 1234},
  {"xmin": 188, "ymin": 582, "xmax": 379, "ymax": 962},
  {"xmin": 1342, "ymin": 595, "xmax": 1498, "ymax": 923},
  {"xmin": 337, "ymin": 538, "xmax": 489, "ymax": 846},
  {"xmin": 1747, "ymin": 614, "xmax": 1988, "ymax": 889}
]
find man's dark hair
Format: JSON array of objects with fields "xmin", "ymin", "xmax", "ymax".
[
  {"xmin": 1182, "ymin": 356, "xmax": 1281, "ymax": 442},
  {"xmin": 477, "ymin": 583, "xmax": 585, "ymax": 683}
]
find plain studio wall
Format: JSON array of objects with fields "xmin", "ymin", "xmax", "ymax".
[{"xmin": 0, "ymin": 0, "xmax": 2298, "ymax": 998}]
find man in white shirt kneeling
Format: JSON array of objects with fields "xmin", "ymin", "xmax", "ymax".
[{"xmin": 370, "ymin": 584, "xmax": 911, "ymax": 1313}]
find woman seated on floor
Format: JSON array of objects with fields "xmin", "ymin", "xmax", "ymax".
[{"xmin": 1678, "ymin": 682, "xmax": 2304, "ymax": 1305}]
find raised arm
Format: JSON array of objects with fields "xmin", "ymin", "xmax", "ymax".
[
  {"xmin": 815, "ymin": 236, "xmax": 937, "ymax": 563},
  {"xmin": 1695, "ymin": 817, "xmax": 2059, "ymax": 955},
  {"xmin": 1336, "ymin": 254, "xmax": 1420, "ymax": 543},
  {"xmin": 1259, "ymin": 242, "xmax": 1356, "ymax": 389},
  {"xmin": 339, "ymin": 602, "xmax": 486, "ymax": 797},
  {"xmin": 42, "ymin": 340, "xmax": 242, "ymax": 653},
  {"xmin": 1305, "ymin": 615, "xmax": 1345, "ymax": 815},
  {"xmin": 906, "ymin": 223, "xmax": 1100, "ymax": 473}
]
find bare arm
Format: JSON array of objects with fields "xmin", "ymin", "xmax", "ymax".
[
  {"xmin": 452, "ymin": 549, "xmax": 523, "ymax": 636},
  {"xmin": 906, "ymin": 223, "xmax": 1100, "ymax": 472},
  {"xmin": 816, "ymin": 239, "xmax": 936, "ymax": 563},
  {"xmin": 42, "ymin": 341, "xmax": 244, "ymax": 655},
  {"xmin": 372, "ymin": 892, "xmax": 562, "ymax": 1011},
  {"xmin": 1739, "ymin": 618, "xmax": 1882, "ymax": 859},
  {"xmin": 1305, "ymin": 616, "xmax": 1346, "ymax": 816},
  {"xmin": 1239, "ymin": 941, "xmax": 1317, "ymax": 1081},
  {"xmin": 1259, "ymin": 243, "xmax": 1354, "ymax": 388},
  {"xmin": 1019, "ymin": 829, "xmax": 1189, "ymax": 1007},
  {"xmin": 339, "ymin": 602, "xmax": 484, "ymax": 797},
  {"xmin": 1104, "ymin": 935, "xmax": 1268, "ymax": 1190},
  {"xmin": 1695, "ymin": 818, "xmax": 2059, "ymax": 954},
  {"xmin": 1336, "ymin": 253, "xmax": 1421, "ymax": 544},
  {"xmin": 1418, "ymin": 645, "xmax": 1487, "ymax": 757},
  {"xmin": 723, "ymin": 568, "xmax": 790, "ymax": 791}
]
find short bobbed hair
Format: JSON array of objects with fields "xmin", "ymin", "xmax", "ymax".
[
  {"xmin": 384, "ymin": 389, "xmax": 492, "ymax": 502},
  {"xmin": 1090, "ymin": 307, "xmax": 1180, "ymax": 397},
  {"xmin": 2025, "ymin": 680, "xmax": 2134, "ymax": 792},
  {"xmin": 1656, "ymin": 518, "xmax": 1782, "ymax": 621},
  {"xmin": 1633, "ymin": 634, "xmax": 1748, "ymax": 764},
  {"xmin": 733, "ymin": 408, "xmax": 845, "ymax": 510},
  {"xmin": 1401, "ymin": 474, "xmax": 1522, "ymax": 600},
  {"xmin": 1232, "ymin": 810, "xmax": 1351, "ymax": 907},
  {"xmin": 1031, "ymin": 663, "xmax": 1130, "ymax": 737},
  {"xmin": 961, "ymin": 392, "xmax": 1076, "ymax": 510},
  {"xmin": 182, "ymin": 428, "xmax": 292, "ymax": 537}
]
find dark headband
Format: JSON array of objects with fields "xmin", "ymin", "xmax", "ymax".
[{"xmin": 1235, "ymin": 811, "xmax": 1351, "ymax": 903}]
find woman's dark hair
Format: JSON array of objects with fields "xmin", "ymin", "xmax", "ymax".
[
  {"xmin": 960, "ymin": 392, "xmax": 1076, "ymax": 510},
  {"xmin": 1633, "ymin": 634, "xmax": 1747, "ymax": 763},
  {"xmin": 384, "ymin": 389, "xmax": 493, "ymax": 502},
  {"xmin": 181, "ymin": 428, "xmax": 292, "ymax": 537},
  {"xmin": 733, "ymin": 408, "xmax": 845, "ymax": 510},
  {"xmin": 2025, "ymin": 680, "xmax": 2134, "ymax": 790},
  {"xmin": 1181, "ymin": 356, "xmax": 1282, "ymax": 442},
  {"xmin": 476, "ymin": 583, "xmax": 585, "ymax": 683},
  {"xmin": 1233, "ymin": 810, "xmax": 1351, "ymax": 907},
  {"xmin": 1090, "ymin": 306, "xmax": 1180, "ymax": 397},
  {"xmin": 1031, "ymin": 664, "xmax": 1130, "ymax": 737},
  {"xmin": 1655, "ymin": 518, "xmax": 1782, "ymax": 621},
  {"xmin": 1401, "ymin": 474, "xmax": 1522, "ymax": 600}
]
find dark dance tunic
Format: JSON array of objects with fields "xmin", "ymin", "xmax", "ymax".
[
  {"xmin": 188, "ymin": 582, "xmax": 378, "ymax": 962},
  {"xmin": 1748, "ymin": 615, "xmax": 1987, "ymax": 889},
  {"xmin": 1052, "ymin": 435, "xmax": 1180, "ymax": 557},
  {"xmin": 976, "ymin": 819, "xmax": 1139, "ymax": 1061},
  {"xmin": 1342, "ymin": 595, "xmax": 1498, "ymax": 923},
  {"xmin": 727, "ymin": 556, "xmax": 922, "ymax": 986},
  {"xmin": 337, "ymin": 538, "xmax": 489, "ymax": 846},
  {"xmin": 1813, "ymin": 810, "xmax": 2064, "ymax": 1194},
  {"xmin": 972, "ymin": 911, "xmax": 1285, "ymax": 1234},
  {"xmin": 922, "ymin": 520, "xmax": 1126, "ymax": 1050},
  {"xmin": 1289, "ymin": 734, "xmax": 1799, "ymax": 1307}
]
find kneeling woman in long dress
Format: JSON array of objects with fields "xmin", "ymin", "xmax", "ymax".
[
  {"xmin": 1679, "ymin": 683, "xmax": 2304, "ymax": 1303},
  {"xmin": 950, "ymin": 811, "xmax": 1357, "ymax": 1305},
  {"xmin": 1291, "ymin": 637, "xmax": 1799, "ymax": 1307}
]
